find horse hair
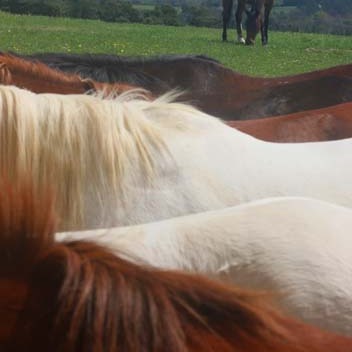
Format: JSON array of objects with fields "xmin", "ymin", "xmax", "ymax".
[
  {"xmin": 24, "ymin": 52, "xmax": 220, "ymax": 66},
  {"xmin": 0, "ymin": 85, "xmax": 208, "ymax": 230}
]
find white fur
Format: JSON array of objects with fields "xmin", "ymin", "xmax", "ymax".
[
  {"xmin": 238, "ymin": 36, "xmax": 246, "ymax": 44},
  {"xmin": 90, "ymin": 102, "xmax": 352, "ymax": 227},
  {"xmin": 58, "ymin": 197, "xmax": 352, "ymax": 336},
  {"xmin": 2, "ymin": 85, "xmax": 352, "ymax": 230}
]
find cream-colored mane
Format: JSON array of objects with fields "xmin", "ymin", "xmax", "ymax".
[{"xmin": 0, "ymin": 85, "xmax": 207, "ymax": 230}]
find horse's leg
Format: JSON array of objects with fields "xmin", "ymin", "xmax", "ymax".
[
  {"xmin": 235, "ymin": 1, "xmax": 246, "ymax": 44},
  {"xmin": 262, "ymin": 3, "xmax": 272, "ymax": 45},
  {"xmin": 222, "ymin": 0, "xmax": 233, "ymax": 41},
  {"xmin": 260, "ymin": 18, "xmax": 266, "ymax": 45}
]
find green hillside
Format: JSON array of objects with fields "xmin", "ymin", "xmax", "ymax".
[{"xmin": 0, "ymin": 11, "xmax": 351, "ymax": 76}]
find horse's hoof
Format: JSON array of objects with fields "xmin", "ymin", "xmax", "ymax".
[{"xmin": 237, "ymin": 37, "xmax": 246, "ymax": 44}]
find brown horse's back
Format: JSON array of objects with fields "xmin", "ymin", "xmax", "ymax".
[
  {"xmin": 227, "ymin": 102, "xmax": 352, "ymax": 142},
  {"xmin": 15, "ymin": 51, "xmax": 352, "ymax": 120}
]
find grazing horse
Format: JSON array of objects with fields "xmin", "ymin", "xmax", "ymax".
[
  {"xmin": 2, "ymin": 182, "xmax": 352, "ymax": 351},
  {"xmin": 21, "ymin": 52, "xmax": 352, "ymax": 120},
  {"xmin": 227, "ymin": 102, "xmax": 352, "ymax": 142},
  {"xmin": 222, "ymin": 0, "xmax": 274, "ymax": 45},
  {"xmin": 0, "ymin": 53, "xmax": 141, "ymax": 95},
  {"xmin": 60, "ymin": 197, "xmax": 352, "ymax": 336},
  {"xmin": 4, "ymin": 85, "xmax": 352, "ymax": 231}
]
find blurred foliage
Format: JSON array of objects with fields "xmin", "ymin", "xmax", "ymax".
[{"xmin": 0, "ymin": 0, "xmax": 351, "ymax": 35}]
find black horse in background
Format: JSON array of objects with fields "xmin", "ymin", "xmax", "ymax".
[{"xmin": 222, "ymin": 0, "xmax": 274, "ymax": 45}]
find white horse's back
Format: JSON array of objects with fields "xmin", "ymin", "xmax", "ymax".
[{"xmin": 58, "ymin": 197, "xmax": 352, "ymax": 335}]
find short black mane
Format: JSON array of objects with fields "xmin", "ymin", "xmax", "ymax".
[
  {"xmin": 18, "ymin": 52, "xmax": 221, "ymax": 93},
  {"xmin": 25, "ymin": 52, "xmax": 220, "ymax": 66}
]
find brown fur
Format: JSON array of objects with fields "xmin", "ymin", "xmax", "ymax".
[
  {"xmin": 20, "ymin": 52, "xmax": 352, "ymax": 120},
  {"xmin": 0, "ymin": 53, "xmax": 143, "ymax": 96},
  {"xmin": 227, "ymin": 102, "xmax": 352, "ymax": 142},
  {"xmin": 0, "ymin": 179, "xmax": 351, "ymax": 351}
]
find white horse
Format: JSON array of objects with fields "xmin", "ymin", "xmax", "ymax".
[
  {"xmin": 1, "ymin": 84, "xmax": 352, "ymax": 230},
  {"xmin": 58, "ymin": 197, "xmax": 352, "ymax": 336}
]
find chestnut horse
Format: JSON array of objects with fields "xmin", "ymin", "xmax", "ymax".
[
  {"xmin": 1, "ymin": 182, "xmax": 352, "ymax": 351},
  {"xmin": 0, "ymin": 53, "xmax": 141, "ymax": 95},
  {"xmin": 60, "ymin": 197, "xmax": 352, "ymax": 335},
  {"xmin": 21, "ymin": 52, "xmax": 352, "ymax": 120},
  {"xmin": 3, "ymin": 84, "xmax": 352, "ymax": 231},
  {"xmin": 227, "ymin": 102, "xmax": 352, "ymax": 142},
  {"xmin": 222, "ymin": 0, "xmax": 274, "ymax": 45}
]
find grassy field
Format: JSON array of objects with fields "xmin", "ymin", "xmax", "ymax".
[{"xmin": 0, "ymin": 11, "xmax": 351, "ymax": 76}]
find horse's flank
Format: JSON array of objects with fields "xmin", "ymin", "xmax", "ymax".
[{"xmin": 227, "ymin": 102, "xmax": 352, "ymax": 142}]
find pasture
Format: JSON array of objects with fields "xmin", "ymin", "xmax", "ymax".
[{"xmin": 0, "ymin": 10, "xmax": 351, "ymax": 76}]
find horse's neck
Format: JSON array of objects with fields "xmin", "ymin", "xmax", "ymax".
[
  {"xmin": 80, "ymin": 123, "xmax": 352, "ymax": 227},
  {"xmin": 56, "ymin": 199, "xmax": 313, "ymax": 272},
  {"xmin": 10, "ymin": 69, "xmax": 88, "ymax": 94},
  {"xmin": 65, "ymin": 195, "xmax": 352, "ymax": 271}
]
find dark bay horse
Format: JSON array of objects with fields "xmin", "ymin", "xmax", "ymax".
[
  {"xmin": 21, "ymin": 52, "xmax": 352, "ymax": 120},
  {"xmin": 2, "ymin": 180, "xmax": 352, "ymax": 352},
  {"xmin": 222, "ymin": 0, "xmax": 274, "ymax": 45},
  {"xmin": 0, "ymin": 53, "xmax": 143, "ymax": 96},
  {"xmin": 227, "ymin": 102, "xmax": 352, "ymax": 142},
  {"xmin": 23, "ymin": 53, "xmax": 219, "ymax": 96}
]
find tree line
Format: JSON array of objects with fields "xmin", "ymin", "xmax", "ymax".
[{"xmin": 0, "ymin": 0, "xmax": 351, "ymax": 35}]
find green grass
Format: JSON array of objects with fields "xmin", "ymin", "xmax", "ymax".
[{"xmin": 0, "ymin": 11, "xmax": 351, "ymax": 76}]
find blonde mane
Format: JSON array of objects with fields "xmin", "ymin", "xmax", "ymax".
[{"xmin": 0, "ymin": 85, "xmax": 210, "ymax": 230}]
